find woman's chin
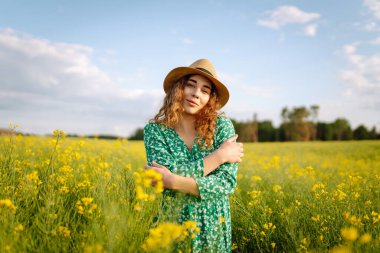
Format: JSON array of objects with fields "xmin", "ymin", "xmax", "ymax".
[{"xmin": 183, "ymin": 109, "xmax": 199, "ymax": 116}]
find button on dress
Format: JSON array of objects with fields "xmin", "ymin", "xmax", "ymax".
[{"xmin": 143, "ymin": 116, "xmax": 238, "ymax": 253}]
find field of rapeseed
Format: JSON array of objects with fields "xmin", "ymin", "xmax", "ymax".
[{"xmin": 0, "ymin": 129, "xmax": 379, "ymax": 252}]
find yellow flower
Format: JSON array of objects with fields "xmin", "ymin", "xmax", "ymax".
[
  {"xmin": 219, "ymin": 217, "xmax": 225, "ymax": 223},
  {"xmin": 183, "ymin": 220, "xmax": 200, "ymax": 238},
  {"xmin": 343, "ymin": 212, "xmax": 362, "ymax": 227},
  {"xmin": 272, "ymin": 184, "xmax": 282, "ymax": 193},
  {"xmin": 84, "ymin": 243, "xmax": 106, "ymax": 253},
  {"xmin": 0, "ymin": 199, "xmax": 17, "ymax": 214},
  {"xmin": 359, "ymin": 233, "xmax": 371, "ymax": 244},
  {"xmin": 26, "ymin": 171, "xmax": 42, "ymax": 186},
  {"xmin": 58, "ymin": 226, "xmax": 71, "ymax": 238},
  {"xmin": 251, "ymin": 176, "xmax": 262, "ymax": 181},
  {"xmin": 134, "ymin": 169, "xmax": 163, "ymax": 203},
  {"xmin": 134, "ymin": 203, "xmax": 142, "ymax": 211},
  {"xmin": 76, "ymin": 202, "xmax": 84, "ymax": 215},
  {"xmin": 76, "ymin": 198, "xmax": 97, "ymax": 216},
  {"xmin": 311, "ymin": 215, "xmax": 320, "ymax": 222},
  {"xmin": 14, "ymin": 224, "xmax": 25, "ymax": 232},
  {"xmin": 341, "ymin": 227, "xmax": 358, "ymax": 241},
  {"xmin": 59, "ymin": 186, "xmax": 70, "ymax": 193},
  {"xmin": 81, "ymin": 197, "xmax": 94, "ymax": 206},
  {"xmin": 330, "ymin": 245, "xmax": 352, "ymax": 253},
  {"xmin": 141, "ymin": 222, "xmax": 194, "ymax": 252},
  {"xmin": 53, "ymin": 129, "xmax": 66, "ymax": 138},
  {"xmin": 263, "ymin": 222, "xmax": 276, "ymax": 231},
  {"xmin": 136, "ymin": 186, "xmax": 149, "ymax": 201}
]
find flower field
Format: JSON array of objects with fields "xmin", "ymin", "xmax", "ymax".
[{"xmin": 0, "ymin": 131, "xmax": 379, "ymax": 252}]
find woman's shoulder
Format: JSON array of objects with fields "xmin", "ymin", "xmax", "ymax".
[
  {"xmin": 144, "ymin": 121, "xmax": 168, "ymax": 134},
  {"xmin": 214, "ymin": 114, "xmax": 235, "ymax": 140},
  {"xmin": 216, "ymin": 114, "xmax": 234, "ymax": 128}
]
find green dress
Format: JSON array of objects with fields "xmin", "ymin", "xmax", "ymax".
[{"xmin": 143, "ymin": 116, "xmax": 238, "ymax": 253}]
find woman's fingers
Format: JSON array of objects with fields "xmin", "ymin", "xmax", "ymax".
[
  {"xmin": 150, "ymin": 166, "xmax": 164, "ymax": 175},
  {"xmin": 145, "ymin": 163, "xmax": 164, "ymax": 174},
  {"xmin": 152, "ymin": 160, "xmax": 161, "ymax": 167},
  {"xmin": 152, "ymin": 161, "xmax": 167, "ymax": 170}
]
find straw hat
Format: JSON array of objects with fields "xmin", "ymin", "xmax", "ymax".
[{"xmin": 163, "ymin": 59, "xmax": 229, "ymax": 108}]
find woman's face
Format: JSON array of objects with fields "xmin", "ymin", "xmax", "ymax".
[{"xmin": 182, "ymin": 74, "xmax": 212, "ymax": 115}]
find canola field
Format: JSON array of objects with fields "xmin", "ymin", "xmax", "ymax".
[{"xmin": 0, "ymin": 131, "xmax": 379, "ymax": 253}]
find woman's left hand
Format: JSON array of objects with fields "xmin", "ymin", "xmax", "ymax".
[{"xmin": 144, "ymin": 161, "xmax": 175, "ymax": 189}]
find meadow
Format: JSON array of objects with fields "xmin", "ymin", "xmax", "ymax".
[{"xmin": 0, "ymin": 130, "xmax": 379, "ymax": 252}]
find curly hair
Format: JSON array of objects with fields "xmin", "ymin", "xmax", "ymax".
[{"xmin": 151, "ymin": 75, "xmax": 222, "ymax": 150}]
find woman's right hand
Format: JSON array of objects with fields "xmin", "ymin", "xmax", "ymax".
[{"xmin": 217, "ymin": 134, "xmax": 244, "ymax": 164}]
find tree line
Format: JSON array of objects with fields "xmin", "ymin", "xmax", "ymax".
[
  {"xmin": 231, "ymin": 105, "xmax": 379, "ymax": 142},
  {"xmin": 129, "ymin": 105, "xmax": 379, "ymax": 142}
]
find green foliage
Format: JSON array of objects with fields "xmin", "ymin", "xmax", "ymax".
[{"xmin": 128, "ymin": 128, "xmax": 144, "ymax": 140}]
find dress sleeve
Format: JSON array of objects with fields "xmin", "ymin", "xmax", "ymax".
[
  {"xmin": 143, "ymin": 123, "xmax": 204, "ymax": 178},
  {"xmin": 194, "ymin": 116, "xmax": 238, "ymax": 201}
]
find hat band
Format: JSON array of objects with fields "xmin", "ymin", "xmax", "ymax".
[{"xmin": 196, "ymin": 67, "xmax": 214, "ymax": 77}]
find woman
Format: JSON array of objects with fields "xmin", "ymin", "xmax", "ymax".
[{"xmin": 144, "ymin": 59, "xmax": 244, "ymax": 252}]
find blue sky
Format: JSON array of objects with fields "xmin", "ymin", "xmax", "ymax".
[{"xmin": 0, "ymin": 0, "xmax": 379, "ymax": 136}]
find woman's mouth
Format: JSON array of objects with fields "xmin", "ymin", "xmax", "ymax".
[{"xmin": 186, "ymin": 99, "xmax": 198, "ymax": 107}]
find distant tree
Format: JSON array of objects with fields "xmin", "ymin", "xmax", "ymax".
[
  {"xmin": 277, "ymin": 123, "xmax": 287, "ymax": 142},
  {"xmin": 331, "ymin": 118, "xmax": 352, "ymax": 140},
  {"xmin": 280, "ymin": 106, "xmax": 313, "ymax": 141},
  {"xmin": 353, "ymin": 125, "xmax": 369, "ymax": 140},
  {"xmin": 231, "ymin": 116, "xmax": 258, "ymax": 142},
  {"xmin": 129, "ymin": 128, "xmax": 144, "ymax": 140},
  {"xmin": 252, "ymin": 113, "xmax": 258, "ymax": 142},
  {"xmin": 316, "ymin": 122, "xmax": 333, "ymax": 140},
  {"xmin": 310, "ymin": 105, "xmax": 319, "ymax": 140},
  {"xmin": 369, "ymin": 127, "xmax": 379, "ymax": 140},
  {"xmin": 258, "ymin": 120, "xmax": 276, "ymax": 142},
  {"xmin": 231, "ymin": 119, "xmax": 243, "ymax": 140}
]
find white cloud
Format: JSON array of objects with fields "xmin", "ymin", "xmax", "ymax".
[
  {"xmin": 257, "ymin": 5, "xmax": 320, "ymax": 29},
  {"xmin": 0, "ymin": 28, "xmax": 162, "ymax": 136},
  {"xmin": 338, "ymin": 41, "xmax": 380, "ymax": 111},
  {"xmin": 364, "ymin": 0, "xmax": 380, "ymax": 20},
  {"xmin": 364, "ymin": 21, "xmax": 379, "ymax": 31},
  {"xmin": 304, "ymin": 24, "xmax": 318, "ymax": 37},
  {"xmin": 369, "ymin": 36, "xmax": 380, "ymax": 44}
]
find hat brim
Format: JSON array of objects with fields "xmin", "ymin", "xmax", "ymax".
[{"xmin": 163, "ymin": 67, "xmax": 229, "ymax": 108}]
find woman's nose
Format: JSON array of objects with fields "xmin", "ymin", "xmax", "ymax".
[{"xmin": 192, "ymin": 88, "xmax": 201, "ymax": 98}]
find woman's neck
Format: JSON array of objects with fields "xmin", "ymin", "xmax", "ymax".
[{"xmin": 175, "ymin": 113, "xmax": 196, "ymax": 133}]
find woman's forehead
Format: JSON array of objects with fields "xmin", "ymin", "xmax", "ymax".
[{"xmin": 188, "ymin": 74, "xmax": 213, "ymax": 88}]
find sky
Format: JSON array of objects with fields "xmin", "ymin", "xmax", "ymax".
[{"xmin": 0, "ymin": 0, "xmax": 379, "ymax": 137}]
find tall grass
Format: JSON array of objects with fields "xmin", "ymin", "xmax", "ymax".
[{"xmin": 0, "ymin": 132, "xmax": 379, "ymax": 252}]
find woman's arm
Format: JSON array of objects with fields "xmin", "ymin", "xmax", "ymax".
[
  {"xmin": 147, "ymin": 160, "xmax": 237, "ymax": 200},
  {"xmin": 202, "ymin": 134, "xmax": 242, "ymax": 176},
  {"xmin": 193, "ymin": 117, "xmax": 240, "ymax": 201},
  {"xmin": 146, "ymin": 161, "xmax": 200, "ymax": 196},
  {"xmin": 144, "ymin": 123, "xmax": 242, "ymax": 178}
]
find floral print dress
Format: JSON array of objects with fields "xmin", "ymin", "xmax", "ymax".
[{"xmin": 143, "ymin": 116, "xmax": 238, "ymax": 253}]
